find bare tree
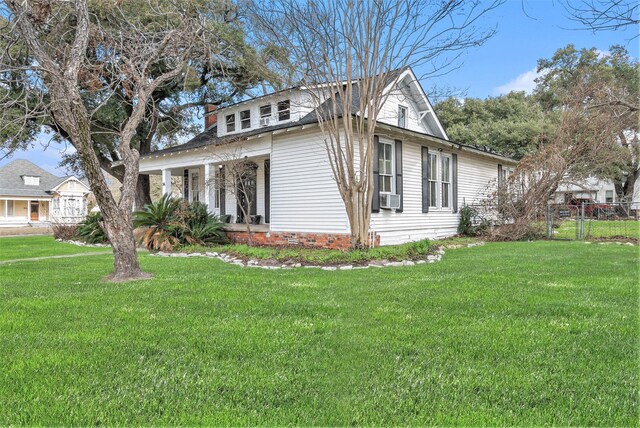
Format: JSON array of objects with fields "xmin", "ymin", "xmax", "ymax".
[
  {"xmin": 0, "ymin": 0, "xmax": 215, "ymax": 281},
  {"xmin": 254, "ymin": 0, "xmax": 501, "ymax": 248},
  {"xmin": 208, "ymin": 147, "xmax": 259, "ymax": 245},
  {"xmin": 484, "ymin": 80, "xmax": 628, "ymax": 240},
  {"xmin": 563, "ymin": 0, "xmax": 639, "ymax": 34}
]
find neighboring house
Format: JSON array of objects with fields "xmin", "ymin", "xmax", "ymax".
[
  {"xmin": 0, "ymin": 159, "xmax": 91, "ymax": 227},
  {"xmin": 137, "ymin": 67, "xmax": 517, "ymax": 248},
  {"xmin": 554, "ymin": 178, "xmax": 618, "ymax": 204}
]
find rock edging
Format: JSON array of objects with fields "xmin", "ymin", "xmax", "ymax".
[
  {"xmin": 148, "ymin": 248, "xmax": 446, "ymax": 270},
  {"xmin": 58, "ymin": 239, "xmax": 110, "ymax": 248}
]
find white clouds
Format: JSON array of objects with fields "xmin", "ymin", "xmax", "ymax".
[{"xmin": 493, "ymin": 68, "xmax": 541, "ymax": 96}]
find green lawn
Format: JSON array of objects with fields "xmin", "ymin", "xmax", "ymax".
[
  {"xmin": 554, "ymin": 219, "xmax": 640, "ymax": 240},
  {"xmin": 0, "ymin": 238, "xmax": 637, "ymax": 425},
  {"xmin": 0, "ymin": 235, "xmax": 109, "ymax": 261}
]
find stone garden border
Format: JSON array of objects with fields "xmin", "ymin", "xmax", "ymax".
[
  {"xmin": 60, "ymin": 239, "xmax": 495, "ymax": 270},
  {"xmin": 148, "ymin": 249, "xmax": 445, "ymax": 270}
]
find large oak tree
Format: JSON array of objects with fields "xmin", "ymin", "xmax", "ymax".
[{"xmin": 0, "ymin": 0, "xmax": 265, "ymax": 280}]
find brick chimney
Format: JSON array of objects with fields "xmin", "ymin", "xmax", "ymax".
[{"xmin": 204, "ymin": 104, "xmax": 217, "ymax": 129}]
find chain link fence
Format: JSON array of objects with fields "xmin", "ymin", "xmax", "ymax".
[{"xmin": 547, "ymin": 202, "xmax": 639, "ymax": 241}]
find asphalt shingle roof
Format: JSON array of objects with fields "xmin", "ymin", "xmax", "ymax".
[
  {"xmin": 142, "ymin": 67, "xmax": 513, "ymax": 162},
  {"xmin": 0, "ymin": 159, "xmax": 70, "ymax": 197}
]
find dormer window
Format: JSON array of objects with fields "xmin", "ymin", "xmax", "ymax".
[
  {"xmin": 240, "ymin": 109, "xmax": 251, "ymax": 129},
  {"xmin": 23, "ymin": 176, "xmax": 40, "ymax": 186},
  {"xmin": 278, "ymin": 100, "xmax": 290, "ymax": 121},
  {"xmin": 398, "ymin": 106, "xmax": 407, "ymax": 128},
  {"xmin": 260, "ymin": 105, "xmax": 271, "ymax": 119},
  {"xmin": 226, "ymin": 113, "xmax": 236, "ymax": 132}
]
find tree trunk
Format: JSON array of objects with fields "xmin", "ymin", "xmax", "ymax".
[
  {"xmin": 135, "ymin": 174, "xmax": 152, "ymax": 209},
  {"xmin": 103, "ymin": 211, "xmax": 150, "ymax": 282}
]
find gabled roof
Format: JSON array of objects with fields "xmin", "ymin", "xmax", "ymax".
[{"xmin": 0, "ymin": 159, "xmax": 79, "ymax": 197}]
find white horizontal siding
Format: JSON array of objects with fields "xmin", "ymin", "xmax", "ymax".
[
  {"xmin": 270, "ymin": 129, "xmax": 349, "ymax": 233},
  {"xmin": 216, "ymin": 91, "xmax": 311, "ymax": 138},
  {"xmin": 377, "ymin": 89, "xmax": 427, "ymax": 133},
  {"xmin": 372, "ymin": 139, "xmax": 503, "ymax": 246}
]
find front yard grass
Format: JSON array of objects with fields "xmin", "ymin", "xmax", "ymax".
[
  {"xmin": 0, "ymin": 240, "xmax": 637, "ymax": 425},
  {"xmin": 0, "ymin": 235, "xmax": 109, "ymax": 261},
  {"xmin": 553, "ymin": 219, "xmax": 640, "ymax": 240}
]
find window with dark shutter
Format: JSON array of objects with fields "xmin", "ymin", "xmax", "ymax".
[
  {"xmin": 421, "ymin": 147, "xmax": 429, "ymax": 213},
  {"xmin": 395, "ymin": 140, "xmax": 403, "ymax": 212},
  {"xmin": 452, "ymin": 154, "xmax": 458, "ymax": 213},
  {"xmin": 264, "ymin": 160, "xmax": 270, "ymax": 224}
]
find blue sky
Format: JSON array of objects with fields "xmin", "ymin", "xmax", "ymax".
[{"xmin": 2, "ymin": 0, "xmax": 638, "ymax": 176}]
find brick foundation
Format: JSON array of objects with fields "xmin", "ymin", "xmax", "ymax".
[{"xmin": 225, "ymin": 230, "xmax": 380, "ymax": 250}]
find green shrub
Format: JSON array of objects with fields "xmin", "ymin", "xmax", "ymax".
[
  {"xmin": 180, "ymin": 215, "xmax": 227, "ymax": 246},
  {"xmin": 134, "ymin": 194, "xmax": 182, "ymax": 251},
  {"xmin": 77, "ymin": 212, "xmax": 108, "ymax": 244},
  {"xmin": 133, "ymin": 195, "xmax": 227, "ymax": 251},
  {"xmin": 458, "ymin": 205, "xmax": 490, "ymax": 237}
]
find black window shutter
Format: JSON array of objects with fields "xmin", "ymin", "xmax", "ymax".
[
  {"xmin": 395, "ymin": 139, "xmax": 403, "ymax": 213},
  {"xmin": 264, "ymin": 159, "xmax": 270, "ymax": 224},
  {"xmin": 452, "ymin": 153, "xmax": 458, "ymax": 213},
  {"xmin": 497, "ymin": 164, "xmax": 503, "ymax": 186},
  {"xmin": 219, "ymin": 165, "xmax": 226, "ymax": 217},
  {"xmin": 421, "ymin": 146, "xmax": 429, "ymax": 213},
  {"xmin": 372, "ymin": 135, "xmax": 380, "ymax": 213}
]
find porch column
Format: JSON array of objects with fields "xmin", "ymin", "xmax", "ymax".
[
  {"xmin": 161, "ymin": 169, "xmax": 172, "ymax": 196},
  {"xmin": 204, "ymin": 163, "xmax": 211, "ymax": 211},
  {"xmin": 4, "ymin": 200, "xmax": 7, "ymax": 220},
  {"xmin": 27, "ymin": 200, "xmax": 31, "ymax": 221}
]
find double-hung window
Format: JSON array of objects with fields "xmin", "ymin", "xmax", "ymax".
[
  {"xmin": 428, "ymin": 153, "xmax": 438, "ymax": 207},
  {"xmin": 378, "ymin": 140, "xmax": 394, "ymax": 194},
  {"xmin": 398, "ymin": 106, "xmax": 407, "ymax": 128},
  {"xmin": 427, "ymin": 152, "xmax": 452, "ymax": 209},
  {"xmin": 260, "ymin": 105, "xmax": 271, "ymax": 119},
  {"xmin": 214, "ymin": 169, "xmax": 221, "ymax": 209},
  {"xmin": 191, "ymin": 171, "xmax": 200, "ymax": 202},
  {"xmin": 605, "ymin": 190, "xmax": 614, "ymax": 203},
  {"xmin": 226, "ymin": 113, "xmax": 236, "ymax": 132},
  {"xmin": 240, "ymin": 109, "xmax": 251, "ymax": 129},
  {"xmin": 441, "ymin": 155, "xmax": 451, "ymax": 208},
  {"xmin": 278, "ymin": 100, "xmax": 290, "ymax": 121}
]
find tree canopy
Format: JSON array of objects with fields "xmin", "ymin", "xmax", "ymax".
[
  {"xmin": 435, "ymin": 44, "xmax": 639, "ymax": 200},
  {"xmin": 434, "ymin": 92, "xmax": 553, "ymax": 159}
]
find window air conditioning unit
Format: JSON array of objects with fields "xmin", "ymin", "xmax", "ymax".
[
  {"xmin": 260, "ymin": 117, "xmax": 271, "ymax": 127},
  {"xmin": 380, "ymin": 193, "xmax": 401, "ymax": 210}
]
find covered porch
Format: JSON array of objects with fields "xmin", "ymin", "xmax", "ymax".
[
  {"xmin": 0, "ymin": 197, "xmax": 51, "ymax": 226},
  {"xmin": 140, "ymin": 154, "xmax": 271, "ymax": 228}
]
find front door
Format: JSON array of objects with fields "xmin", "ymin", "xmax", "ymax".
[{"xmin": 30, "ymin": 201, "xmax": 39, "ymax": 221}]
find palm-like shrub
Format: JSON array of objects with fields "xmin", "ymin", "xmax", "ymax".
[
  {"xmin": 77, "ymin": 212, "xmax": 108, "ymax": 244},
  {"xmin": 134, "ymin": 194, "xmax": 182, "ymax": 251},
  {"xmin": 181, "ymin": 215, "xmax": 227, "ymax": 246},
  {"xmin": 133, "ymin": 195, "xmax": 227, "ymax": 251}
]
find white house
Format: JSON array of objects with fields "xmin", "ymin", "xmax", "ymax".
[
  {"xmin": 554, "ymin": 177, "xmax": 618, "ymax": 204},
  {"xmin": 0, "ymin": 159, "xmax": 92, "ymax": 227},
  {"xmin": 137, "ymin": 67, "xmax": 517, "ymax": 248}
]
